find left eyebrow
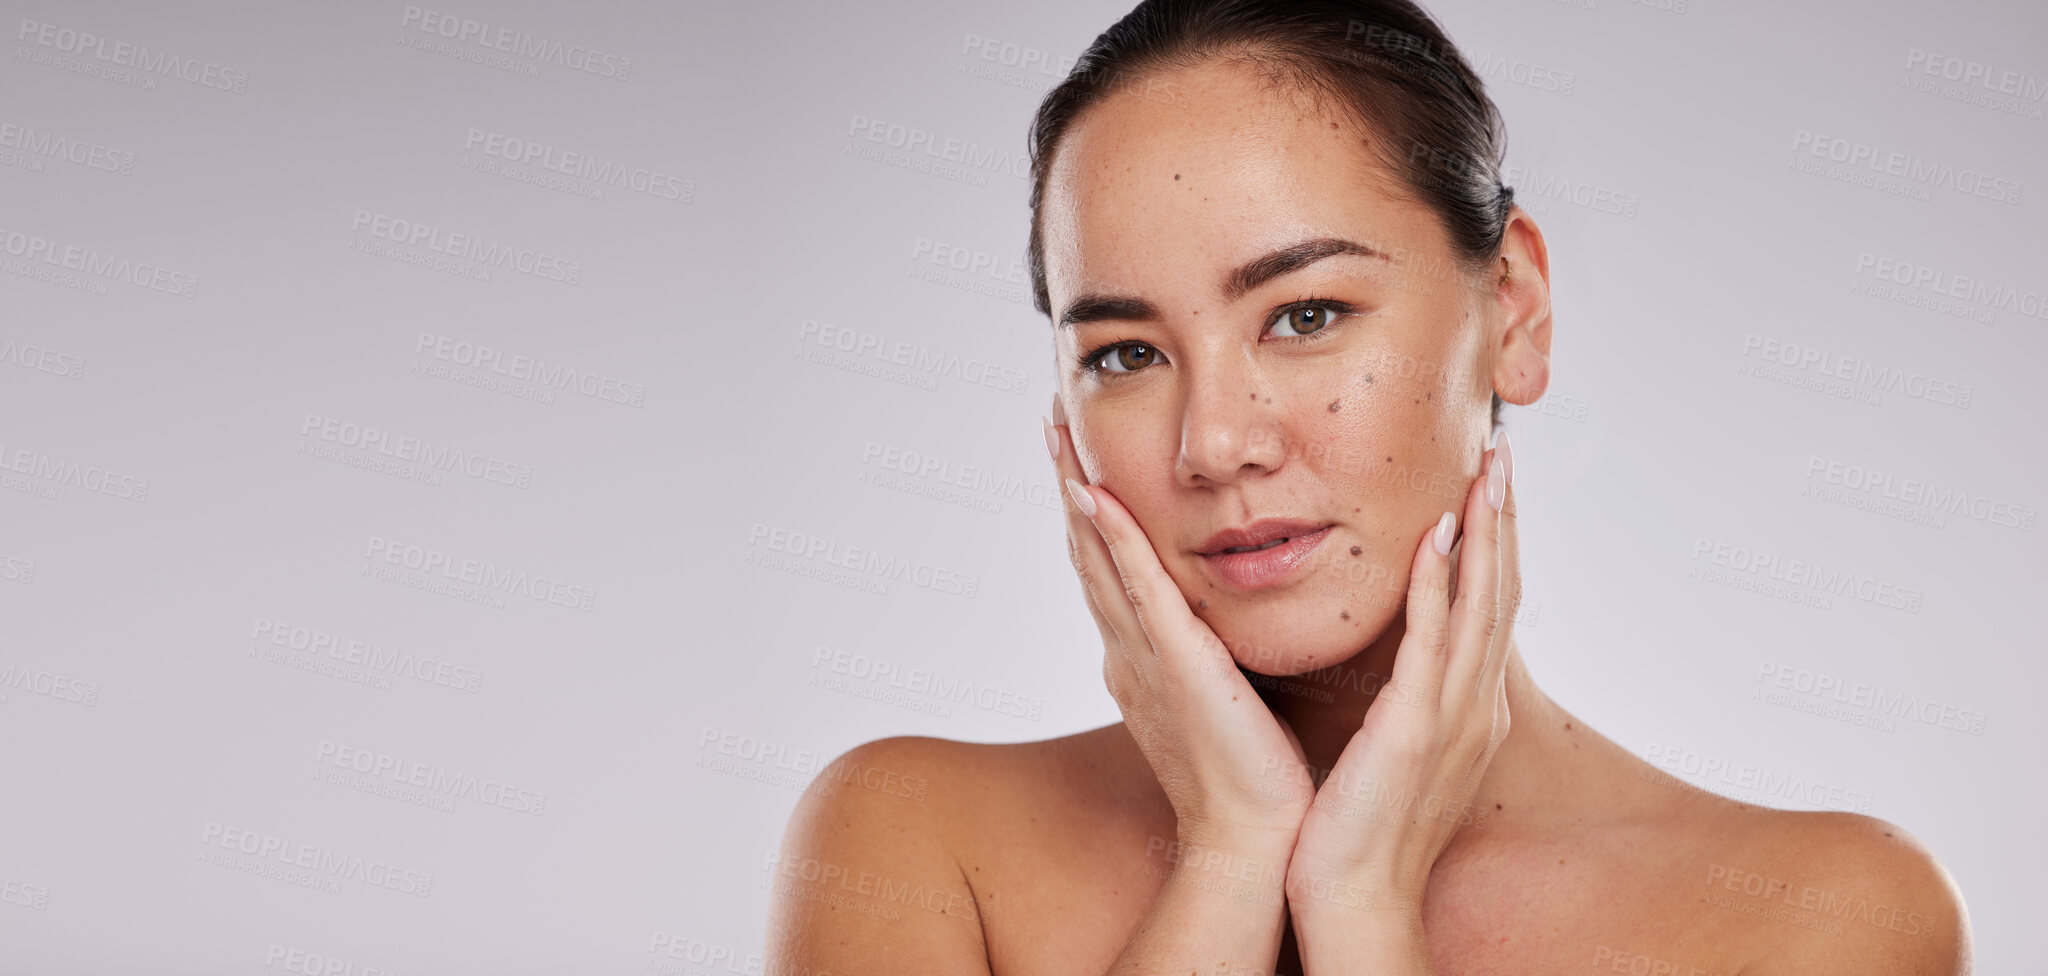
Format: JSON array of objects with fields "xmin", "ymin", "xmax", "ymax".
[
  {"xmin": 1055, "ymin": 236, "xmax": 1390, "ymax": 329},
  {"xmin": 1222, "ymin": 237, "xmax": 1388, "ymax": 303}
]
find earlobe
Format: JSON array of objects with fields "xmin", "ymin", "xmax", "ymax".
[{"xmin": 1492, "ymin": 211, "xmax": 1553, "ymax": 408}]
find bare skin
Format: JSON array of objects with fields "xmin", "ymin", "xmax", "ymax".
[{"xmin": 765, "ymin": 57, "xmax": 1970, "ymax": 975}]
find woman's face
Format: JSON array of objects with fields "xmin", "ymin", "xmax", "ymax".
[{"xmin": 1040, "ymin": 58, "xmax": 1542, "ymax": 677}]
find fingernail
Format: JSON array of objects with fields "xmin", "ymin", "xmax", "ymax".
[
  {"xmin": 1052, "ymin": 391, "xmax": 1067, "ymax": 428},
  {"xmin": 1066, "ymin": 478, "xmax": 1096, "ymax": 518},
  {"xmin": 1497, "ymin": 430, "xmax": 1514, "ymax": 487},
  {"xmin": 1487, "ymin": 451, "xmax": 1506, "ymax": 512},
  {"xmin": 1433, "ymin": 511, "xmax": 1456, "ymax": 555},
  {"xmin": 1043, "ymin": 416, "xmax": 1059, "ymax": 461}
]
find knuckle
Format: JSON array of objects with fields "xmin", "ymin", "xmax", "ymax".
[{"xmin": 1122, "ymin": 577, "xmax": 1149, "ymax": 610}]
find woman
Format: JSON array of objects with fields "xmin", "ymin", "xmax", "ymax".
[{"xmin": 766, "ymin": 1, "xmax": 1971, "ymax": 972}]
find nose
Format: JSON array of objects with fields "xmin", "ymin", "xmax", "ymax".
[{"xmin": 1174, "ymin": 349, "xmax": 1287, "ymax": 488}]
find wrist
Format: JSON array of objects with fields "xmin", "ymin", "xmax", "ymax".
[
  {"xmin": 1173, "ymin": 814, "xmax": 1302, "ymax": 863},
  {"xmin": 1290, "ymin": 898, "xmax": 1432, "ymax": 970},
  {"xmin": 1285, "ymin": 864, "xmax": 1427, "ymax": 921}
]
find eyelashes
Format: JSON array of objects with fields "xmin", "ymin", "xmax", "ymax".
[{"xmin": 1076, "ymin": 298, "xmax": 1361, "ymax": 376}]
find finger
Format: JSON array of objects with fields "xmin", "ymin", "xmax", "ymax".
[
  {"xmin": 1443, "ymin": 442, "xmax": 1506, "ymax": 708},
  {"xmin": 1386, "ymin": 505, "xmax": 1458, "ymax": 715},
  {"xmin": 1487, "ymin": 431, "xmax": 1520, "ymax": 692},
  {"xmin": 1070, "ymin": 474, "xmax": 1225, "ymax": 675},
  {"xmin": 1047, "ymin": 399, "xmax": 1144, "ymax": 662}
]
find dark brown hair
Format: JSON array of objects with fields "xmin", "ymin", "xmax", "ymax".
[{"xmin": 1025, "ymin": 0, "xmax": 1513, "ymax": 427}]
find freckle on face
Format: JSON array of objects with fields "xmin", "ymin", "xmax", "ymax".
[{"xmin": 1350, "ymin": 545, "xmax": 1362, "ymax": 556}]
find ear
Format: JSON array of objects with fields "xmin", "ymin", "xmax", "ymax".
[{"xmin": 1489, "ymin": 207, "xmax": 1553, "ymax": 408}]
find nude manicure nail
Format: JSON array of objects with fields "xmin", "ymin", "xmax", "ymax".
[
  {"xmin": 1052, "ymin": 392, "xmax": 1067, "ymax": 428},
  {"xmin": 1487, "ymin": 450, "xmax": 1506, "ymax": 512},
  {"xmin": 1434, "ymin": 511, "xmax": 1456, "ymax": 555},
  {"xmin": 1066, "ymin": 478, "xmax": 1096, "ymax": 518},
  {"xmin": 1043, "ymin": 416, "xmax": 1059, "ymax": 461},
  {"xmin": 1497, "ymin": 430, "xmax": 1514, "ymax": 487}
]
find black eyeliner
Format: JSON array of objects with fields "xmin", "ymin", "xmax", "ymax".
[{"xmin": 1075, "ymin": 297, "xmax": 1359, "ymax": 375}]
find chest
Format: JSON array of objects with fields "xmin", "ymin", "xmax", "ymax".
[{"xmin": 967, "ymin": 815, "xmax": 1735, "ymax": 976}]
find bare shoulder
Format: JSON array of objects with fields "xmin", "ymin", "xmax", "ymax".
[
  {"xmin": 763, "ymin": 725, "xmax": 1144, "ymax": 975},
  {"xmin": 1713, "ymin": 807, "xmax": 1972, "ymax": 975},
  {"xmin": 763, "ymin": 735, "xmax": 994, "ymax": 975}
]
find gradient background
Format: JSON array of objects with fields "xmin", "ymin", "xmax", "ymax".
[{"xmin": 0, "ymin": 0, "xmax": 2041, "ymax": 972}]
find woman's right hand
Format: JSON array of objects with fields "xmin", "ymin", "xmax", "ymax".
[{"xmin": 1046, "ymin": 394, "xmax": 1316, "ymax": 858}]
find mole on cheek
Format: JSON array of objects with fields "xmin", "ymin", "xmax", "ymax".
[
  {"xmin": 1351, "ymin": 545, "xmax": 1362, "ymax": 556},
  {"xmin": 1197, "ymin": 598, "xmax": 1208, "ymax": 610},
  {"xmin": 1328, "ymin": 400, "xmax": 1341, "ymax": 412},
  {"xmin": 1340, "ymin": 610, "xmax": 1350, "ymax": 620}
]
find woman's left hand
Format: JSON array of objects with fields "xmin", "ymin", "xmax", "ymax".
[{"xmin": 1283, "ymin": 434, "xmax": 1520, "ymax": 961}]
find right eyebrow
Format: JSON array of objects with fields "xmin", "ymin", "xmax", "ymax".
[
  {"xmin": 1055, "ymin": 236, "xmax": 1388, "ymax": 329},
  {"xmin": 1057, "ymin": 295, "xmax": 1162, "ymax": 329}
]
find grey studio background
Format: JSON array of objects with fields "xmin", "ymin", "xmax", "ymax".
[{"xmin": 0, "ymin": 0, "xmax": 2041, "ymax": 972}]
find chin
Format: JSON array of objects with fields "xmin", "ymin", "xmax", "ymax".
[{"xmin": 1206, "ymin": 583, "xmax": 1401, "ymax": 677}]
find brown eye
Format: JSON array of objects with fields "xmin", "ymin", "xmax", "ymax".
[
  {"xmin": 1270, "ymin": 305, "xmax": 1332, "ymax": 337},
  {"xmin": 1099, "ymin": 343, "xmax": 1159, "ymax": 373}
]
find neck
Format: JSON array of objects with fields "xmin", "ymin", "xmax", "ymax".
[{"xmin": 1246, "ymin": 619, "xmax": 1577, "ymax": 828}]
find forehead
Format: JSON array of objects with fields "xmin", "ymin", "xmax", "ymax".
[{"xmin": 1039, "ymin": 58, "xmax": 1442, "ymax": 305}]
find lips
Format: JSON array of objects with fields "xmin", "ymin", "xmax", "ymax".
[
  {"xmin": 1197, "ymin": 518, "xmax": 1334, "ymax": 592},
  {"xmin": 1198, "ymin": 518, "xmax": 1333, "ymax": 556}
]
